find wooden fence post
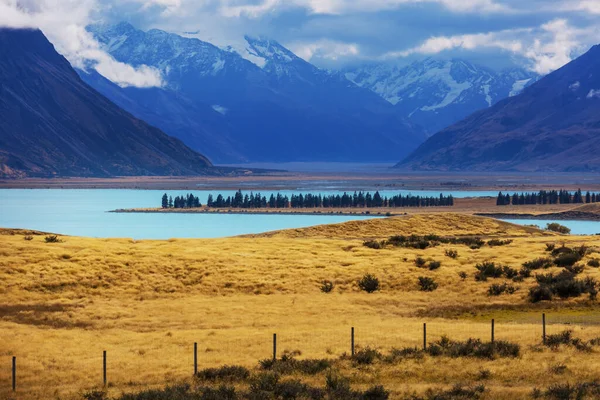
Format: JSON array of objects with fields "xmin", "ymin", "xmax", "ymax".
[
  {"xmin": 103, "ymin": 350, "xmax": 107, "ymax": 387},
  {"xmin": 542, "ymin": 313, "xmax": 546, "ymax": 344},
  {"xmin": 12, "ymin": 356, "xmax": 16, "ymax": 392},
  {"xmin": 491, "ymin": 319, "xmax": 495, "ymax": 344},
  {"xmin": 351, "ymin": 327, "xmax": 355, "ymax": 356},
  {"xmin": 423, "ymin": 323, "xmax": 427, "ymax": 351},
  {"xmin": 273, "ymin": 334, "xmax": 277, "ymax": 361},
  {"xmin": 194, "ymin": 342, "xmax": 198, "ymax": 376}
]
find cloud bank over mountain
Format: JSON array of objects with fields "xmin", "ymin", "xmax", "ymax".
[{"xmin": 2, "ymin": 0, "xmax": 600, "ymax": 85}]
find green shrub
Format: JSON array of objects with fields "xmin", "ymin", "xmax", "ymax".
[
  {"xmin": 418, "ymin": 277, "xmax": 438, "ymax": 292},
  {"xmin": 488, "ymin": 283, "xmax": 518, "ymax": 296},
  {"xmin": 320, "ymin": 280, "xmax": 334, "ymax": 293},
  {"xmin": 414, "ymin": 257, "xmax": 427, "ymax": 268},
  {"xmin": 475, "ymin": 262, "xmax": 504, "ymax": 281},
  {"xmin": 361, "ymin": 385, "xmax": 389, "ymax": 400},
  {"xmin": 428, "ymin": 261, "xmax": 441, "ymax": 271},
  {"xmin": 428, "ymin": 336, "xmax": 520, "ymax": 359},
  {"xmin": 543, "ymin": 382, "xmax": 600, "ymax": 400},
  {"xmin": 487, "ymin": 239, "xmax": 513, "ymax": 247},
  {"xmin": 588, "ymin": 259, "xmax": 600, "ymax": 268},
  {"xmin": 197, "ymin": 365, "xmax": 250, "ymax": 382},
  {"xmin": 44, "ymin": 235, "xmax": 63, "ymax": 243},
  {"xmin": 522, "ymin": 258, "xmax": 553, "ymax": 270},
  {"xmin": 546, "ymin": 223, "xmax": 571, "ymax": 234},
  {"xmin": 249, "ymin": 372, "xmax": 280, "ymax": 393},
  {"xmin": 445, "ymin": 249, "xmax": 458, "ymax": 258},
  {"xmin": 529, "ymin": 272, "xmax": 597, "ymax": 302},
  {"xmin": 414, "ymin": 384, "xmax": 486, "ymax": 400},
  {"xmin": 458, "ymin": 271, "xmax": 468, "ymax": 281},
  {"xmin": 545, "ymin": 243, "xmax": 556, "ymax": 252},
  {"xmin": 554, "ymin": 252, "xmax": 582, "ymax": 267},
  {"xmin": 351, "ymin": 347, "xmax": 382, "ymax": 365},
  {"xmin": 363, "ymin": 240, "xmax": 384, "ymax": 250},
  {"xmin": 358, "ymin": 274, "xmax": 380, "ymax": 293},
  {"xmin": 260, "ymin": 355, "xmax": 331, "ymax": 376},
  {"xmin": 529, "ymin": 285, "xmax": 553, "ymax": 302},
  {"xmin": 273, "ymin": 380, "xmax": 324, "ymax": 400}
]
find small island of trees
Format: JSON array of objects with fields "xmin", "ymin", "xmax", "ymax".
[
  {"xmin": 496, "ymin": 189, "xmax": 600, "ymax": 206},
  {"xmin": 161, "ymin": 190, "xmax": 454, "ymax": 210}
]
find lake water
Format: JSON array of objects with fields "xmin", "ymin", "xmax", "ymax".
[
  {"xmin": 0, "ymin": 188, "xmax": 488, "ymax": 240},
  {"xmin": 503, "ymin": 219, "xmax": 600, "ymax": 236},
  {"xmin": 3, "ymin": 189, "xmax": 599, "ymax": 239}
]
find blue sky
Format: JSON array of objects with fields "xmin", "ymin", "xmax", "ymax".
[{"xmin": 2, "ymin": 0, "xmax": 600, "ymax": 86}]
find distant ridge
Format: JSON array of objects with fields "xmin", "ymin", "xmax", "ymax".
[
  {"xmin": 396, "ymin": 44, "xmax": 600, "ymax": 172},
  {"xmin": 83, "ymin": 23, "xmax": 427, "ymax": 163},
  {"xmin": 0, "ymin": 28, "xmax": 216, "ymax": 178}
]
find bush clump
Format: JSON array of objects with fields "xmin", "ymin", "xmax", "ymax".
[
  {"xmin": 358, "ymin": 274, "xmax": 380, "ymax": 293},
  {"xmin": 44, "ymin": 235, "xmax": 63, "ymax": 243},
  {"xmin": 542, "ymin": 382, "xmax": 600, "ymax": 400},
  {"xmin": 320, "ymin": 280, "xmax": 334, "ymax": 293},
  {"xmin": 475, "ymin": 262, "xmax": 515, "ymax": 281},
  {"xmin": 488, "ymin": 283, "xmax": 518, "ymax": 296},
  {"xmin": 414, "ymin": 257, "xmax": 427, "ymax": 268},
  {"xmin": 363, "ymin": 240, "xmax": 385, "ymax": 250},
  {"xmin": 522, "ymin": 258, "xmax": 553, "ymax": 271},
  {"xmin": 428, "ymin": 261, "xmax": 441, "ymax": 271},
  {"xmin": 546, "ymin": 223, "xmax": 571, "ymax": 234},
  {"xmin": 351, "ymin": 347, "xmax": 382, "ymax": 365},
  {"xmin": 445, "ymin": 249, "xmax": 458, "ymax": 258},
  {"xmin": 197, "ymin": 365, "xmax": 250, "ymax": 382},
  {"xmin": 260, "ymin": 355, "xmax": 331, "ymax": 375},
  {"xmin": 412, "ymin": 384, "xmax": 486, "ymax": 400},
  {"xmin": 544, "ymin": 330, "xmax": 594, "ymax": 352},
  {"xmin": 418, "ymin": 277, "xmax": 438, "ymax": 292},
  {"xmin": 529, "ymin": 271, "xmax": 598, "ymax": 302},
  {"xmin": 588, "ymin": 259, "xmax": 600, "ymax": 268},
  {"xmin": 427, "ymin": 336, "xmax": 520, "ymax": 359},
  {"xmin": 487, "ymin": 239, "xmax": 513, "ymax": 247}
]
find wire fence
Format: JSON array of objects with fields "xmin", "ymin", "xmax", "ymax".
[{"xmin": 2, "ymin": 313, "xmax": 599, "ymax": 398}]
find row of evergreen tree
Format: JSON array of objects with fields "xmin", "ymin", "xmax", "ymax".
[
  {"xmin": 161, "ymin": 190, "xmax": 454, "ymax": 209},
  {"xmin": 162, "ymin": 193, "xmax": 201, "ymax": 209},
  {"xmin": 496, "ymin": 189, "xmax": 600, "ymax": 206}
]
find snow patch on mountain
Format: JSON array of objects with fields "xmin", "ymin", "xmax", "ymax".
[{"xmin": 510, "ymin": 79, "xmax": 532, "ymax": 97}]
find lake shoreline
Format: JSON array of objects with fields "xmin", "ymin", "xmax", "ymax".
[
  {"xmin": 110, "ymin": 207, "xmax": 402, "ymax": 217},
  {"xmin": 476, "ymin": 211, "xmax": 600, "ymax": 222}
]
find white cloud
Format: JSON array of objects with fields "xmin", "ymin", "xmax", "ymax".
[
  {"xmin": 0, "ymin": 0, "xmax": 163, "ymax": 88},
  {"xmin": 384, "ymin": 18, "xmax": 600, "ymax": 75},
  {"xmin": 562, "ymin": 0, "xmax": 600, "ymax": 14},
  {"xmin": 217, "ymin": 0, "xmax": 510, "ymax": 18},
  {"xmin": 289, "ymin": 39, "xmax": 360, "ymax": 62}
]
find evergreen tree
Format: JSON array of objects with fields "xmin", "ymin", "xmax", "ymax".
[{"xmin": 162, "ymin": 193, "xmax": 169, "ymax": 209}]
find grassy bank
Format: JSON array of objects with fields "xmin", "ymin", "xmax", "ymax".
[{"xmin": 1, "ymin": 215, "xmax": 600, "ymax": 399}]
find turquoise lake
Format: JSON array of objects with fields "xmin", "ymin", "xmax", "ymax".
[{"xmin": 2, "ymin": 189, "xmax": 599, "ymax": 238}]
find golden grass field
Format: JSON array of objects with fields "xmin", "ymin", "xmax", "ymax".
[{"xmin": 2, "ymin": 214, "xmax": 600, "ymax": 399}]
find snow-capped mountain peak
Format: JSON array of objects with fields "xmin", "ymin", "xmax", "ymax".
[{"xmin": 346, "ymin": 59, "xmax": 538, "ymax": 133}]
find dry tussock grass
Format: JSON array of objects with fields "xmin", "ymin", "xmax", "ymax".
[{"xmin": 0, "ymin": 214, "xmax": 599, "ymax": 399}]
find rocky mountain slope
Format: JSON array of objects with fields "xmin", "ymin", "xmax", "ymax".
[
  {"xmin": 85, "ymin": 23, "xmax": 426, "ymax": 163},
  {"xmin": 346, "ymin": 59, "xmax": 537, "ymax": 134},
  {"xmin": 0, "ymin": 28, "xmax": 215, "ymax": 178},
  {"xmin": 396, "ymin": 45, "xmax": 600, "ymax": 172}
]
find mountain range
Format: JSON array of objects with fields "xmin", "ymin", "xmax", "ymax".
[
  {"xmin": 84, "ymin": 22, "xmax": 427, "ymax": 164},
  {"xmin": 346, "ymin": 60, "xmax": 537, "ymax": 134},
  {"xmin": 396, "ymin": 44, "xmax": 600, "ymax": 172},
  {"xmin": 0, "ymin": 28, "xmax": 216, "ymax": 178}
]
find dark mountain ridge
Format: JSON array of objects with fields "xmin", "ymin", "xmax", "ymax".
[
  {"xmin": 396, "ymin": 44, "xmax": 600, "ymax": 172},
  {"xmin": 84, "ymin": 23, "xmax": 426, "ymax": 163},
  {"xmin": 0, "ymin": 28, "xmax": 217, "ymax": 178}
]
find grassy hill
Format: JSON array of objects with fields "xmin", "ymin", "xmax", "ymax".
[{"xmin": 1, "ymin": 215, "xmax": 600, "ymax": 399}]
